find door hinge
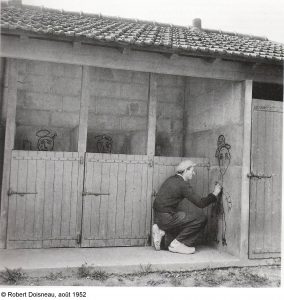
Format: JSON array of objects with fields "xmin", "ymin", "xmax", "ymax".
[
  {"xmin": 247, "ymin": 172, "xmax": 272, "ymax": 179},
  {"xmin": 148, "ymin": 159, "xmax": 154, "ymax": 168},
  {"xmin": 76, "ymin": 233, "xmax": 81, "ymax": 244},
  {"xmin": 79, "ymin": 156, "xmax": 84, "ymax": 165}
]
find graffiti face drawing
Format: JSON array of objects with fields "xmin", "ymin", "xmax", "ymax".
[
  {"xmin": 215, "ymin": 135, "xmax": 231, "ymax": 176},
  {"xmin": 36, "ymin": 129, "xmax": 57, "ymax": 151},
  {"xmin": 95, "ymin": 135, "xmax": 113, "ymax": 153}
]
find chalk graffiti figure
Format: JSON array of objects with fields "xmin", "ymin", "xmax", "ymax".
[
  {"xmin": 215, "ymin": 135, "xmax": 231, "ymax": 176},
  {"xmin": 36, "ymin": 129, "xmax": 57, "ymax": 151},
  {"xmin": 95, "ymin": 135, "xmax": 113, "ymax": 153},
  {"xmin": 212, "ymin": 135, "xmax": 232, "ymax": 246}
]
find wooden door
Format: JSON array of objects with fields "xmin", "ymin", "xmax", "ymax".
[
  {"xmin": 81, "ymin": 153, "xmax": 153, "ymax": 247},
  {"xmin": 152, "ymin": 156, "xmax": 212, "ymax": 241},
  {"xmin": 249, "ymin": 99, "xmax": 282, "ymax": 258},
  {"xmin": 7, "ymin": 151, "xmax": 83, "ymax": 249}
]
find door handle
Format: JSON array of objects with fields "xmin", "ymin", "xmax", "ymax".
[
  {"xmin": 82, "ymin": 191, "xmax": 110, "ymax": 196},
  {"xmin": 247, "ymin": 172, "xmax": 272, "ymax": 179}
]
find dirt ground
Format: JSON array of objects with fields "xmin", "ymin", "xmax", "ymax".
[{"xmin": 0, "ymin": 264, "xmax": 281, "ymax": 287}]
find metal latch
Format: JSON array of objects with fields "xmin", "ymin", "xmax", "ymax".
[
  {"xmin": 247, "ymin": 172, "xmax": 272, "ymax": 179},
  {"xmin": 82, "ymin": 191, "xmax": 110, "ymax": 196},
  {"xmin": 152, "ymin": 190, "xmax": 157, "ymax": 198},
  {"xmin": 8, "ymin": 189, "xmax": 38, "ymax": 196},
  {"xmin": 76, "ymin": 233, "xmax": 81, "ymax": 244}
]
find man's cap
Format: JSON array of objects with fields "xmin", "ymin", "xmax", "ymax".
[{"xmin": 175, "ymin": 160, "xmax": 196, "ymax": 173}]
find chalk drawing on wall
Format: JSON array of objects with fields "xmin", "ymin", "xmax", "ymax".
[
  {"xmin": 36, "ymin": 129, "xmax": 57, "ymax": 151},
  {"xmin": 95, "ymin": 134, "xmax": 113, "ymax": 153},
  {"xmin": 212, "ymin": 134, "xmax": 232, "ymax": 246}
]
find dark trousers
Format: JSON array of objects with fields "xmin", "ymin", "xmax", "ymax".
[{"xmin": 154, "ymin": 210, "xmax": 208, "ymax": 249}]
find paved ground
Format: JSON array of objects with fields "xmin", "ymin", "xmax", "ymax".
[{"xmin": 0, "ymin": 246, "xmax": 279, "ymax": 273}]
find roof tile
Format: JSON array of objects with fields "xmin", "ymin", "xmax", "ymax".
[{"xmin": 1, "ymin": 4, "xmax": 283, "ymax": 63}]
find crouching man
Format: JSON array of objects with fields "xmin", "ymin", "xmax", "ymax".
[{"xmin": 152, "ymin": 160, "xmax": 222, "ymax": 254}]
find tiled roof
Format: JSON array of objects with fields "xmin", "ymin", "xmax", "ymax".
[{"xmin": 1, "ymin": 3, "xmax": 284, "ymax": 64}]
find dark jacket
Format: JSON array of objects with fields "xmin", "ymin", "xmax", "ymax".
[{"xmin": 153, "ymin": 174, "xmax": 217, "ymax": 213}]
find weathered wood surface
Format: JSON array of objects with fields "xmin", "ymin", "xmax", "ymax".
[
  {"xmin": 1, "ymin": 34, "xmax": 282, "ymax": 83},
  {"xmin": 81, "ymin": 153, "xmax": 152, "ymax": 247},
  {"xmin": 249, "ymin": 99, "xmax": 282, "ymax": 258},
  {"xmin": 7, "ymin": 151, "xmax": 81, "ymax": 249}
]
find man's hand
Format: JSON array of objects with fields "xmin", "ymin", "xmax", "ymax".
[{"xmin": 213, "ymin": 182, "xmax": 222, "ymax": 197}]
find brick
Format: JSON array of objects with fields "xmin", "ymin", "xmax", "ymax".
[
  {"xmin": 16, "ymin": 109, "xmax": 50, "ymax": 126},
  {"xmin": 17, "ymin": 90, "xmax": 63, "ymax": 111},
  {"xmin": 62, "ymin": 96, "xmax": 81, "ymax": 112},
  {"xmin": 51, "ymin": 112, "xmax": 80, "ymax": 128},
  {"xmin": 120, "ymin": 116, "xmax": 147, "ymax": 131}
]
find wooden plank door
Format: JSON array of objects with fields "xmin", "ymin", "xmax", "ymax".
[
  {"xmin": 81, "ymin": 153, "xmax": 153, "ymax": 247},
  {"xmin": 7, "ymin": 150, "xmax": 83, "ymax": 249},
  {"xmin": 152, "ymin": 156, "xmax": 211, "ymax": 241},
  {"xmin": 249, "ymin": 99, "xmax": 282, "ymax": 258}
]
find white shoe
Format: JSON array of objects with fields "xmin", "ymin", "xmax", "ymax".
[
  {"xmin": 168, "ymin": 239, "xmax": 195, "ymax": 254},
  {"xmin": 152, "ymin": 224, "xmax": 165, "ymax": 251}
]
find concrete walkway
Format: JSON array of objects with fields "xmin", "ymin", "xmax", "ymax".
[{"xmin": 0, "ymin": 246, "xmax": 279, "ymax": 273}]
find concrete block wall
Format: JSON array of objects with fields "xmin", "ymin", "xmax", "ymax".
[
  {"xmin": 156, "ymin": 74, "xmax": 186, "ymax": 157},
  {"xmin": 15, "ymin": 60, "xmax": 82, "ymax": 152},
  {"xmin": 184, "ymin": 77, "xmax": 243, "ymax": 257},
  {"xmin": 87, "ymin": 67, "xmax": 149, "ymax": 154}
]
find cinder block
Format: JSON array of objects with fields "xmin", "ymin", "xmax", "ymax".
[
  {"xmin": 51, "ymin": 112, "xmax": 80, "ymax": 128},
  {"xmin": 156, "ymin": 118, "xmax": 172, "ymax": 133},
  {"xmin": 18, "ymin": 74, "xmax": 51, "ymax": 93},
  {"xmin": 52, "ymin": 77, "xmax": 81, "ymax": 96},
  {"xmin": 120, "ymin": 116, "xmax": 147, "ymax": 131},
  {"xmin": 17, "ymin": 90, "xmax": 63, "ymax": 111},
  {"xmin": 62, "ymin": 96, "xmax": 81, "ymax": 112},
  {"xmin": 90, "ymin": 81, "xmax": 121, "ymax": 98},
  {"xmin": 16, "ymin": 109, "xmax": 50, "ymax": 126},
  {"xmin": 89, "ymin": 67, "xmax": 114, "ymax": 82},
  {"xmin": 157, "ymin": 102, "xmax": 183, "ymax": 119},
  {"xmin": 130, "ymin": 131, "xmax": 147, "ymax": 154},
  {"xmin": 88, "ymin": 113, "xmax": 120, "ymax": 131},
  {"xmin": 90, "ymin": 67, "xmax": 149, "ymax": 85},
  {"xmin": 63, "ymin": 64, "xmax": 82, "ymax": 78},
  {"xmin": 94, "ymin": 98, "xmax": 128, "ymax": 115},
  {"xmin": 156, "ymin": 74, "xmax": 185, "ymax": 87},
  {"xmin": 26, "ymin": 60, "xmax": 65, "ymax": 77},
  {"xmin": 120, "ymin": 83, "xmax": 148, "ymax": 101},
  {"xmin": 157, "ymin": 86, "xmax": 184, "ymax": 104}
]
